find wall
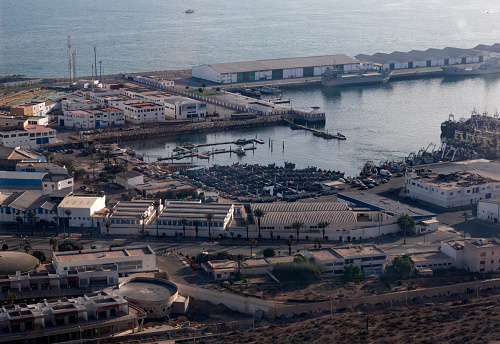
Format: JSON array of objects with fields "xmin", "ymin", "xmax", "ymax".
[{"xmin": 477, "ymin": 201, "xmax": 500, "ymax": 223}]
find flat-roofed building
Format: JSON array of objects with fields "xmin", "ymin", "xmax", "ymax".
[
  {"xmin": 157, "ymin": 201, "xmax": 234, "ymax": 238},
  {"xmin": 0, "ymin": 124, "xmax": 56, "ymax": 149},
  {"xmin": 477, "ymin": 198, "xmax": 500, "ymax": 223},
  {"xmin": 164, "ymin": 97, "xmax": 206, "ymax": 121},
  {"xmin": 192, "ymin": 54, "xmax": 360, "ymax": 84},
  {"xmin": 115, "ymin": 170, "xmax": 144, "ymax": 190},
  {"xmin": 52, "ymin": 245, "xmax": 156, "ymax": 275},
  {"xmin": 441, "ymin": 238, "xmax": 500, "ymax": 272},
  {"xmin": 408, "ymin": 251, "xmax": 454, "ymax": 271},
  {"xmin": 304, "ymin": 245, "xmax": 387, "ymax": 275},
  {"xmin": 0, "ymin": 171, "xmax": 72, "ymax": 195},
  {"xmin": 133, "ymin": 75, "xmax": 175, "ymax": 89},
  {"xmin": 10, "ymin": 101, "xmax": 46, "ymax": 117},
  {"xmin": 123, "ymin": 102, "xmax": 165, "ymax": 124},
  {"xmin": 58, "ymin": 195, "xmax": 105, "ymax": 228},
  {"xmin": 59, "ymin": 107, "xmax": 124, "ymax": 128}
]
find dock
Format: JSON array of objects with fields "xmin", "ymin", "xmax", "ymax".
[
  {"xmin": 285, "ymin": 120, "xmax": 346, "ymax": 140},
  {"xmin": 157, "ymin": 139, "xmax": 261, "ymax": 161},
  {"xmin": 157, "ymin": 146, "xmax": 256, "ymax": 161}
]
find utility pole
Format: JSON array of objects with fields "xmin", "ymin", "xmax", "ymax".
[
  {"xmin": 99, "ymin": 61, "xmax": 102, "ymax": 83},
  {"xmin": 94, "ymin": 47, "xmax": 97, "ymax": 81}
]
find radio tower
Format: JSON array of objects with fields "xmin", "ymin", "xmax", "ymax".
[
  {"xmin": 67, "ymin": 36, "xmax": 73, "ymax": 85},
  {"xmin": 72, "ymin": 50, "xmax": 77, "ymax": 81}
]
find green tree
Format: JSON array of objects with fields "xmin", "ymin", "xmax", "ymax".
[
  {"xmin": 49, "ymin": 236, "xmax": 58, "ymax": 251},
  {"xmin": 58, "ymin": 240, "xmax": 84, "ymax": 252},
  {"xmin": 284, "ymin": 237, "xmax": 294, "ymax": 256},
  {"xmin": 181, "ymin": 219, "xmax": 188, "ymax": 238},
  {"xmin": 23, "ymin": 240, "xmax": 31, "ymax": 253},
  {"xmin": 343, "ymin": 263, "xmax": 362, "ymax": 278},
  {"xmin": 248, "ymin": 238, "xmax": 257, "ymax": 258},
  {"xmin": 153, "ymin": 200, "xmax": 161, "ymax": 238},
  {"xmin": 229, "ymin": 231, "xmax": 235, "ymax": 240},
  {"xmin": 313, "ymin": 237, "xmax": 325, "ymax": 249},
  {"xmin": 193, "ymin": 220, "xmax": 200, "ymax": 240},
  {"xmin": 27, "ymin": 211, "xmax": 36, "ymax": 235},
  {"xmin": 244, "ymin": 219, "xmax": 250, "ymax": 240},
  {"xmin": 32, "ymin": 250, "xmax": 46, "ymax": 262},
  {"xmin": 398, "ymin": 215, "xmax": 416, "ymax": 245},
  {"xmin": 263, "ymin": 247, "xmax": 276, "ymax": 258},
  {"xmin": 317, "ymin": 221, "xmax": 330, "ymax": 240},
  {"xmin": 2, "ymin": 243, "xmax": 8, "ymax": 251},
  {"xmin": 253, "ymin": 208, "xmax": 266, "ymax": 238},
  {"xmin": 4, "ymin": 291, "xmax": 16, "ymax": 305},
  {"xmin": 205, "ymin": 212, "xmax": 214, "ymax": 242},
  {"xmin": 233, "ymin": 254, "xmax": 245, "ymax": 276},
  {"xmin": 87, "ymin": 227, "xmax": 94, "ymax": 237},
  {"xmin": 292, "ymin": 221, "xmax": 304, "ymax": 241},
  {"xmin": 386, "ymin": 254, "xmax": 413, "ymax": 279},
  {"xmin": 462, "ymin": 211, "xmax": 469, "ymax": 221}
]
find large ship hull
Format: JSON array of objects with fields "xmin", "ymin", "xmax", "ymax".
[{"xmin": 321, "ymin": 73, "xmax": 388, "ymax": 87}]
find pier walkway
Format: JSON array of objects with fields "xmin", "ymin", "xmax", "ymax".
[{"xmin": 284, "ymin": 120, "xmax": 346, "ymax": 140}]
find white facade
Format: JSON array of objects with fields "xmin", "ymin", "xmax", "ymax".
[
  {"xmin": 246, "ymin": 102, "xmax": 275, "ymax": 115},
  {"xmin": 57, "ymin": 195, "xmax": 106, "ymax": 228},
  {"xmin": 164, "ymin": 97, "xmax": 207, "ymax": 121},
  {"xmin": 0, "ymin": 125, "xmax": 56, "ymax": 149},
  {"xmin": 406, "ymin": 171, "xmax": 500, "ymax": 208},
  {"xmin": 116, "ymin": 171, "xmax": 144, "ymax": 190},
  {"xmin": 52, "ymin": 245, "xmax": 156, "ymax": 274},
  {"xmin": 477, "ymin": 199, "xmax": 500, "ymax": 223},
  {"xmin": 133, "ymin": 75, "xmax": 174, "ymax": 89},
  {"xmin": 440, "ymin": 241, "xmax": 465, "ymax": 268},
  {"xmin": 59, "ymin": 107, "xmax": 125, "ymax": 129},
  {"xmin": 61, "ymin": 98, "xmax": 100, "ymax": 111},
  {"xmin": 123, "ymin": 102, "xmax": 165, "ymax": 124}
]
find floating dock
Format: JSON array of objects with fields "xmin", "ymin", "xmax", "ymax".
[
  {"xmin": 285, "ymin": 120, "xmax": 346, "ymax": 140},
  {"xmin": 157, "ymin": 139, "xmax": 261, "ymax": 161}
]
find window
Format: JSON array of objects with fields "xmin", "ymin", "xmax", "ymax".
[{"xmin": 481, "ymin": 252, "xmax": 486, "ymax": 256}]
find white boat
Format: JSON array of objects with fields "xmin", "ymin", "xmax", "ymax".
[
  {"xmin": 184, "ymin": 9, "xmax": 194, "ymax": 13},
  {"xmin": 99, "ymin": 144, "xmax": 126, "ymax": 156},
  {"xmin": 235, "ymin": 146, "xmax": 246, "ymax": 156}
]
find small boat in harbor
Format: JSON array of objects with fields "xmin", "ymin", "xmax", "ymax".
[
  {"xmin": 235, "ymin": 146, "xmax": 246, "ymax": 156},
  {"xmin": 184, "ymin": 9, "xmax": 194, "ymax": 13}
]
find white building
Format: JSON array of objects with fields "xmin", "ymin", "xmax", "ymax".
[
  {"xmin": 10, "ymin": 101, "xmax": 46, "ymax": 117},
  {"xmin": 0, "ymin": 125, "xmax": 56, "ymax": 149},
  {"xmin": 192, "ymin": 54, "xmax": 361, "ymax": 84},
  {"xmin": 304, "ymin": 245, "xmax": 387, "ymax": 276},
  {"xmin": 133, "ymin": 75, "xmax": 174, "ymax": 89},
  {"xmin": 57, "ymin": 195, "xmax": 106, "ymax": 228},
  {"xmin": 0, "ymin": 171, "xmax": 72, "ymax": 195},
  {"xmin": 61, "ymin": 98, "xmax": 100, "ymax": 111},
  {"xmin": 477, "ymin": 199, "xmax": 500, "ymax": 223},
  {"xmin": 246, "ymin": 102, "xmax": 275, "ymax": 115},
  {"xmin": 59, "ymin": 107, "xmax": 125, "ymax": 128},
  {"xmin": 115, "ymin": 170, "xmax": 144, "ymax": 190},
  {"xmin": 52, "ymin": 245, "xmax": 156, "ymax": 275},
  {"xmin": 164, "ymin": 97, "xmax": 207, "ymax": 121},
  {"xmin": 406, "ymin": 168, "xmax": 500, "ymax": 208},
  {"xmin": 123, "ymin": 102, "xmax": 165, "ymax": 124},
  {"xmin": 441, "ymin": 238, "xmax": 500, "ymax": 273},
  {"xmin": 0, "ymin": 191, "xmax": 58, "ymax": 225}
]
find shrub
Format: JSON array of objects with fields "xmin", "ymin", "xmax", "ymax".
[
  {"xmin": 32, "ymin": 250, "xmax": 46, "ymax": 262},
  {"xmin": 58, "ymin": 240, "xmax": 84, "ymax": 252},
  {"xmin": 110, "ymin": 243, "xmax": 126, "ymax": 248},
  {"xmin": 1, "ymin": 243, "xmax": 8, "ymax": 251},
  {"xmin": 237, "ymin": 234, "xmax": 242, "ymax": 239},
  {"xmin": 272, "ymin": 256, "xmax": 325, "ymax": 281},
  {"xmin": 263, "ymin": 247, "xmax": 276, "ymax": 258}
]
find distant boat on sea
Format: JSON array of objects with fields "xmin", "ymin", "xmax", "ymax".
[{"xmin": 184, "ymin": 9, "xmax": 194, "ymax": 14}]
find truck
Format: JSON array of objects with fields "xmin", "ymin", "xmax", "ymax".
[{"xmin": 380, "ymin": 169, "xmax": 392, "ymax": 177}]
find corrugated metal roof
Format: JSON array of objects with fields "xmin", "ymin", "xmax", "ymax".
[
  {"xmin": 2, "ymin": 191, "xmax": 41, "ymax": 211},
  {"xmin": 0, "ymin": 171, "xmax": 46, "ymax": 180},
  {"xmin": 261, "ymin": 210, "xmax": 356, "ymax": 225},
  {"xmin": 250, "ymin": 202, "xmax": 348, "ymax": 213},
  {"xmin": 200, "ymin": 55, "xmax": 359, "ymax": 74},
  {"xmin": 356, "ymin": 47, "xmax": 488, "ymax": 64}
]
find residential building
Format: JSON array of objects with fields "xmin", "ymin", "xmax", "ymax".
[
  {"xmin": 164, "ymin": 97, "xmax": 206, "ymax": 121},
  {"xmin": 441, "ymin": 238, "xmax": 500, "ymax": 272},
  {"xmin": 59, "ymin": 107, "xmax": 125, "ymax": 128},
  {"xmin": 10, "ymin": 101, "xmax": 46, "ymax": 117},
  {"xmin": 61, "ymin": 98, "xmax": 100, "ymax": 111},
  {"xmin": 57, "ymin": 195, "xmax": 106, "ymax": 228},
  {"xmin": 123, "ymin": 102, "xmax": 165, "ymax": 124},
  {"xmin": 304, "ymin": 245, "xmax": 387, "ymax": 275},
  {"xmin": 408, "ymin": 252, "xmax": 454, "ymax": 271},
  {"xmin": 52, "ymin": 245, "xmax": 156, "ymax": 275},
  {"xmin": 115, "ymin": 170, "xmax": 144, "ymax": 190},
  {"xmin": 0, "ymin": 124, "xmax": 56, "ymax": 149}
]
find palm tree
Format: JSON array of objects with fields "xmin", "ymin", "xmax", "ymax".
[
  {"xmin": 269, "ymin": 229, "xmax": 274, "ymax": 241},
  {"xmin": 244, "ymin": 219, "xmax": 250, "ymax": 240},
  {"xmin": 4, "ymin": 291, "xmax": 16, "ymax": 305},
  {"xmin": 52, "ymin": 216, "xmax": 59, "ymax": 236},
  {"xmin": 230, "ymin": 231, "xmax": 235, "ymax": 240},
  {"xmin": 15, "ymin": 216, "xmax": 23, "ymax": 235},
  {"xmin": 284, "ymin": 237, "xmax": 294, "ymax": 256},
  {"xmin": 27, "ymin": 211, "xmax": 36, "ymax": 235},
  {"xmin": 205, "ymin": 213, "xmax": 214, "ymax": 242},
  {"xmin": 292, "ymin": 221, "xmax": 304, "ymax": 242},
  {"xmin": 248, "ymin": 238, "xmax": 257, "ymax": 258},
  {"xmin": 233, "ymin": 254, "xmax": 245, "ymax": 275},
  {"xmin": 105, "ymin": 221, "xmax": 111, "ymax": 237},
  {"xmin": 80, "ymin": 223, "xmax": 85, "ymax": 236},
  {"xmin": 89, "ymin": 144, "xmax": 95, "ymax": 161},
  {"xmin": 313, "ymin": 237, "xmax": 325, "ymax": 249},
  {"xmin": 253, "ymin": 208, "xmax": 266, "ymax": 238},
  {"xmin": 181, "ymin": 219, "xmax": 188, "ymax": 238},
  {"xmin": 90, "ymin": 162, "xmax": 97, "ymax": 180},
  {"xmin": 42, "ymin": 225, "xmax": 47, "ymax": 236},
  {"xmin": 23, "ymin": 240, "xmax": 31, "ymax": 253},
  {"xmin": 398, "ymin": 215, "xmax": 416, "ymax": 245},
  {"xmin": 317, "ymin": 221, "xmax": 330, "ymax": 241},
  {"xmin": 462, "ymin": 211, "xmax": 469, "ymax": 221},
  {"xmin": 104, "ymin": 149, "xmax": 111, "ymax": 165},
  {"xmin": 64, "ymin": 209, "xmax": 72, "ymax": 237},
  {"xmin": 49, "ymin": 236, "xmax": 58, "ymax": 252},
  {"xmin": 193, "ymin": 220, "xmax": 200, "ymax": 240}
]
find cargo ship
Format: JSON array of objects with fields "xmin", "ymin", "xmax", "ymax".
[
  {"xmin": 441, "ymin": 58, "xmax": 500, "ymax": 76},
  {"xmin": 321, "ymin": 67, "xmax": 393, "ymax": 87}
]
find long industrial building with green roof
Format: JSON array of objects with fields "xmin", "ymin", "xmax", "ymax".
[{"xmin": 192, "ymin": 54, "xmax": 361, "ymax": 84}]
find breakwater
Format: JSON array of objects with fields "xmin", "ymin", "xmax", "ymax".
[{"xmin": 73, "ymin": 115, "xmax": 287, "ymax": 145}]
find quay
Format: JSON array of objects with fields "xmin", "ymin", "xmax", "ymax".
[
  {"xmin": 284, "ymin": 120, "xmax": 346, "ymax": 140},
  {"xmin": 157, "ymin": 146, "xmax": 256, "ymax": 161}
]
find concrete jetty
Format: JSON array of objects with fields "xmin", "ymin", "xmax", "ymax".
[{"xmin": 285, "ymin": 120, "xmax": 346, "ymax": 140}]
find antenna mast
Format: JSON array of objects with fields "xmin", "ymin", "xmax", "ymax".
[
  {"xmin": 94, "ymin": 47, "xmax": 97, "ymax": 81},
  {"xmin": 72, "ymin": 50, "xmax": 77, "ymax": 81},
  {"xmin": 67, "ymin": 36, "xmax": 73, "ymax": 85}
]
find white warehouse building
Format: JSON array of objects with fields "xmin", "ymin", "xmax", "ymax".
[
  {"xmin": 192, "ymin": 54, "xmax": 361, "ymax": 84},
  {"xmin": 164, "ymin": 97, "xmax": 206, "ymax": 121}
]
